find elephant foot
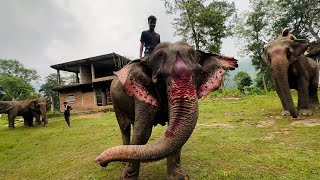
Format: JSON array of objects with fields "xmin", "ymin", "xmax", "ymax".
[
  {"xmin": 281, "ymin": 110, "xmax": 290, "ymax": 116},
  {"xmin": 120, "ymin": 165, "xmax": 139, "ymax": 180},
  {"xmin": 298, "ymin": 109, "xmax": 313, "ymax": 116},
  {"xmin": 167, "ymin": 165, "xmax": 189, "ymax": 180},
  {"xmin": 311, "ymin": 104, "xmax": 320, "ymax": 109}
]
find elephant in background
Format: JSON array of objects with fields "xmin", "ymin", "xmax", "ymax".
[
  {"xmin": 0, "ymin": 98, "xmax": 50, "ymax": 128},
  {"xmin": 262, "ymin": 28, "xmax": 319, "ymax": 118},
  {"xmin": 96, "ymin": 41, "xmax": 238, "ymax": 179}
]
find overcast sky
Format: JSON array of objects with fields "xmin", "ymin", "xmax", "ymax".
[{"xmin": 0, "ymin": 0, "xmax": 250, "ymax": 85}]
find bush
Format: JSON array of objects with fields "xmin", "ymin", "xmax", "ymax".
[
  {"xmin": 243, "ymin": 86, "xmax": 266, "ymax": 96},
  {"xmin": 46, "ymin": 111, "xmax": 63, "ymax": 119},
  {"xmin": 209, "ymin": 88, "xmax": 242, "ymax": 98}
]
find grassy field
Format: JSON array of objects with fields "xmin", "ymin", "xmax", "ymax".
[{"xmin": 1, "ymin": 91, "xmax": 320, "ymax": 179}]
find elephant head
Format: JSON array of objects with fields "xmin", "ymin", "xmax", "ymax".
[
  {"xmin": 96, "ymin": 41, "xmax": 238, "ymax": 166},
  {"xmin": 30, "ymin": 98, "xmax": 48, "ymax": 126},
  {"xmin": 0, "ymin": 101, "xmax": 13, "ymax": 113},
  {"xmin": 262, "ymin": 29, "xmax": 309, "ymax": 118}
]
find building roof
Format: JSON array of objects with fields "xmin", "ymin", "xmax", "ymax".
[{"xmin": 50, "ymin": 53, "xmax": 131, "ymax": 73}]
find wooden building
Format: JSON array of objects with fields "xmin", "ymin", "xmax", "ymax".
[{"xmin": 51, "ymin": 53, "xmax": 130, "ymax": 112}]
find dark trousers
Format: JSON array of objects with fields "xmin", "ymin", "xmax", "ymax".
[{"xmin": 64, "ymin": 113, "xmax": 70, "ymax": 126}]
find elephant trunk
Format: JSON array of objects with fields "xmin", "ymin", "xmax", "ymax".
[
  {"xmin": 96, "ymin": 52, "xmax": 198, "ymax": 166},
  {"xmin": 272, "ymin": 56, "xmax": 298, "ymax": 118},
  {"xmin": 40, "ymin": 103, "xmax": 48, "ymax": 126}
]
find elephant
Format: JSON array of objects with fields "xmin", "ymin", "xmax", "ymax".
[
  {"xmin": 95, "ymin": 41, "xmax": 238, "ymax": 179},
  {"xmin": 262, "ymin": 28, "xmax": 320, "ymax": 118},
  {"xmin": 0, "ymin": 97, "xmax": 50, "ymax": 128}
]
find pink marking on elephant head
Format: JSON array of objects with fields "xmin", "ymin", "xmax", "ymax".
[
  {"xmin": 197, "ymin": 68, "xmax": 225, "ymax": 98},
  {"xmin": 114, "ymin": 65, "xmax": 158, "ymax": 107}
]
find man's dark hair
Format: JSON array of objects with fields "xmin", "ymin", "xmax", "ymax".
[
  {"xmin": 148, "ymin": 15, "xmax": 157, "ymax": 21},
  {"xmin": 63, "ymin": 102, "xmax": 67, "ymax": 104}
]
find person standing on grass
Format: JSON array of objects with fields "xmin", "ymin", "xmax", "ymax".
[
  {"xmin": 139, "ymin": 15, "xmax": 160, "ymax": 61},
  {"xmin": 63, "ymin": 102, "xmax": 72, "ymax": 128}
]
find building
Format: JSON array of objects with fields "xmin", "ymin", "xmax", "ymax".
[{"xmin": 51, "ymin": 53, "xmax": 131, "ymax": 112}]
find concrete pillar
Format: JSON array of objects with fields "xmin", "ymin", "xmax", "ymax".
[
  {"xmin": 101, "ymin": 90, "xmax": 107, "ymax": 106},
  {"xmin": 50, "ymin": 95, "xmax": 54, "ymax": 112},
  {"xmin": 57, "ymin": 70, "xmax": 61, "ymax": 85},
  {"xmin": 91, "ymin": 64, "xmax": 95, "ymax": 82},
  {"xmin": 76, "ymin": 72, "xmax": 80, "ymax": 83}
]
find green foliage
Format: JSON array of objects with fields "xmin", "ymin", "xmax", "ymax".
[
  {"xmin": 235, "ymin": 0, "xmax": 320, "ymax": 91},
  {"xmin": 233, "ymin": 71, "xmax": 252, "ymax": 92},
  {"xmin": 1, "ymin": 92, "xmax": 320, "ymax": 179},
  {"xmin": 209, "ymin": 88, "xmax": 242, "ymax": 98},
  {"xmin": 235, "ymin": 0, "xmax": 275, "ymax": 91},
  {"xmin": 163, "ymin": 0, "xmax": 236, "ymax": 52},
  {"xmin": 39, "ymin": 73, "xmax": 65, "ymax": 110},
  {"xmin": 243, "ymin": 86, "xmax": 266, "ymax": 95},
  {"xmin": 0, "ymin": 59, "xmax": 40, "ymax": 82},
  {"xmin": 274, "ymin": 0, "xmax": 320, "ymax": 41},
  {"xmin": 0, "ymin": 59, "xmax": 39, "ymax": 100},
  {"xmin": 0, "ymin": 75, "xmax": 35, "ymax": 100}
]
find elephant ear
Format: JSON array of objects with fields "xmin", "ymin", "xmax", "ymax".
[
  {"xmin": 261, "ymin": 48, "xmax": 271, "ymax": 66},
  {"xmin": 30, "ymin": 100, "xmax": 41, "ymax": 113},
  {"xmin": 114, "ymin": 62, "xmax": 158, "ymax": 107},
  {"xmin": 292, "ymin": 39, "xmax": 309, "ymax": 55},
  {"xmin": 196, "ymin": 50, "xmax": 238, "ymax": 98},
  {"xmin": 280, "ymin": 28, "xmax": 297, "ymax": 40},
  {"xmin": 0, "ymin": 101, "xmax": 13, "ymax": 113}
]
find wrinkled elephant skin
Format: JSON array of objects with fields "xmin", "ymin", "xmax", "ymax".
[
  {"xmin": 0, "ymin": 98, "xmax": 49, "ymax": 128},
  {"xmin": 96, "ymin": 41, "xmax": 238, "ymax": 179},
  {"xmin": 262, "ymin": 28, "xmax": 319, "ymax": 118}
]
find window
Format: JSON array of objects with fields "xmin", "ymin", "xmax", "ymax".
[{"xmin": 65, "ymin": 94, "xmax": 76, "ymax": 104}]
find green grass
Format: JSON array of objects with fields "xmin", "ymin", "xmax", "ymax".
[{"xmin": 1, "ymin": 91, "xmax": 320, "ymax": 179}]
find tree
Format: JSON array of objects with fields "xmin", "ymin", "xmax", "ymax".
[
  {"xmin": 0, "ymin": 75, "xmax": 35, "ymax": 101},
  {"xmin": 0, "ymin": 59, "xmax": 40, "ymax": 82},
  {"xmin": 274, "ymin": 0, "xmax": 320, "ymax": 57},
  {"xmin": 235, "ymin": 0, "xmax": 277, "ymax": 91},
  {"xmin": 233, "ymin": 71, "xmax": 252, "ymax": 93},
  {"xmin": 163, "ymin": 0, "xmax": 236, "ymax": 52},
  {"xmin": 274, "ymin": 0, "xmax": 320, "ymax": 41},
  {"xmin": 39, "ymin": 73, "xmax": 65, "ymax": 110}
]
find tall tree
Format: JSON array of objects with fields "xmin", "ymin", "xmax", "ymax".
[
  {"xmin": 0, "ymin": 75, "xmax": 35, "ymax": 100},
  {"xmin": 163, "ymin": 0, "xmax": 236, "ymax": 52},
  {"xmin": 235, "ymin": 0, "xmax": 276, "ymax": 91},
  {"xmin": 39, "ymin": 73, "xmax": 65, "ymax": 110},
  {"xmin": 0, "ymin": 59, "xmax": 40, "ymax": 82},
  {"xmin": 274, "ymin": 0, "xmax": 320, "ymax": 41},
  {"xmin": 233, "ymin": 71, "xmax": 252, "ymax": 93}
]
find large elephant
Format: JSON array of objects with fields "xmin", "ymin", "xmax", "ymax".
[
  {"xmin": 262, "ymin": 28, "xmax": 319, "ymax": 118},
  {"xmin": 96, "ymin": 41, "xmax": 238, "ymax": 179},
  {"xmin": 0, "ymin": 98, "xmax": 50, "ymax": 128}
]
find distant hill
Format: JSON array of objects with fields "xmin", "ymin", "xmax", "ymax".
[{"xmin": 226, "ymin": 57, "xmax": 257, "ymax": 89}]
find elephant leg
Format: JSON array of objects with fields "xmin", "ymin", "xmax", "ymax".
[
  {"xmin": 34, "ymin": 114, "xmax": 41, "ymax": 126},
  {"xmin": 309, "ymin": 74, "xmax": 320, "ymax": 109},
  {"xmin": 274, "ymin": 80, "xmax": 288, "ymax": 111},
  {"xmin": 115, "ymin": 107, "xmax": 132, "ymax": 146},
  {"xmin": 23, "ymin": 117, "xmax": 28, "ymax": 126},
  {"xmin": 23, "ymin": 116, "xmax": 32, "ymax": 127},
  {"xmin": 309, "ymin": 86, "xmax": 319, "ymax": 109},
  {"xmin": 297, "ymin": 79, "xmax": 311, "ymax": 115},
  {"xmin": 121, "ymin": 104, "xmax": 155, "ymax": 180},
  {"xmin": 42, "ymin": 117, "xmax": 48, "ymax": 127},
  {"xmin": 8, "ymin": 111, "xmax": 17, "ymax": 129},
  {"xmin": 167, "ymin": 148, "xmax": 189, "ymax": 180}
]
